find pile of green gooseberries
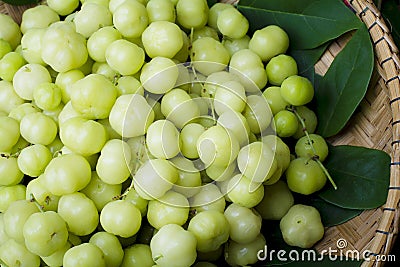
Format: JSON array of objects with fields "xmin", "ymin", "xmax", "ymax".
[{"xmin": 0, "ymin": 0, "xmax": 334, "ymax": 266}]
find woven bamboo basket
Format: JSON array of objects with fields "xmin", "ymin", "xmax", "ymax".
[{"xmin": 1, "ymin": 0, "xmax": 400, "ymax": 266}]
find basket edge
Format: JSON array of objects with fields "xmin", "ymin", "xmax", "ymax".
[
  {"xmin": 1, "ymin": 0, "xmax": 399, "ymax": 265},
  {"xmin": 348, "ymin": 0, "xmax": 400, "ymax": 266}
]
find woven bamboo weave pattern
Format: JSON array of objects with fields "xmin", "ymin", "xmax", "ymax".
[
  {"xmin": 0, "ymin": 0, "xmax": 399, "ymax": 266},
  {"xmin": 332, "ymin": 1, "xmax": 400, "ymax": 266}
]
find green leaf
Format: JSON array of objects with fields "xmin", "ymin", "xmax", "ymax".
[
  {"xmin": 380, "ymin": 0, "xmax": 400, "ymax": 49},
  {"xmin": 290, "ymin": 42, "xmax": 330, "ymax": 84},
  {"xmin": 1, "ymin": 0, "xmax": 40, "ymax": 5},
  {"xmin": 237, "ymin": 0, "xmax": 362, "ymax": 49},
  {"xmin": 315, "ymin": 25, "xmax": 374, "ymax": 137},
  {"xmin": 303, "ymin": 196, "xmax": 363, "ymax": 227},
  {"xmin": 318, "ymin": 145, "xmax": 391, "ymax": 209}
]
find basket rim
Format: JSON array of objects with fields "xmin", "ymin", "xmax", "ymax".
[
  {"xmin": 0, "ymin": 0, "xmax": 399, "ymax": 266},
  {"xmin": 346, "ymin": 0, "xmax": 400, "ymax": 265}
]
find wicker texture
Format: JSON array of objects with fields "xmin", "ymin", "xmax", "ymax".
[
  {"xmin": 0, "ymin": 0, "xmax": 399, "ymax": 266},
  {"xmin": 314, "ymin": 1, "xmax": 400, "ymax": 265}
]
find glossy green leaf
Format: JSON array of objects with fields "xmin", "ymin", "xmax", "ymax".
[
  {"xmin": 1, "ymin": 0, "xmax": 40, "ymax": 6},
  {"xmin": 237, "ymin": 0, "xmax": 362, "ymax": 49},
  {"xmin": 315, "ymin": 25, "xmax": 374, "ymax": 137},
  {"xmin": 303, "ymin": 196, "xmax": 363, "ymax": 227},
  {"xmin": 290, "ymin": 42, "xmax": 330, "ymax": 84},
  {"xmin": 318, "ymin": 145, "xmax": 391, "ymax": 209},
  {"xmin": 380, "ymin": 0, "xmax": 400, "ymax": 49}
]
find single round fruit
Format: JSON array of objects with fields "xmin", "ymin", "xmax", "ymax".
[
  {"xmin": 249, "ymin": 25, "xmax": 289, "ymax": 62},
  {"xmin": 73, "ymin": 2, "xmax": 112, "ymax": 38},
  {"xmin": 160, "ymin": 88, "xmax": 200, "ymax": 129},
  {"xmin": 196, "ymin": 125, "xmax": 239, "ymax": 168},
  {"xmin": 3, "ymin": 199, "xmax": 39, "ymax": 243},
  {"xmin": 142, "ymin": 21, "xmax": 183, "ymax": 58},
  {"xmin": 208, "ymin": 2, "xmax": 234, "ymax": 30},
  {"xmin": 255, "ymin": 181, "xmax": 294, "ymax": 220},
  {"xmin": 42, "ymin": 153, "xmax": 92, "ymax": 196},
  {"xmin": 69, "ymin": 73, "xmax": 117, "ymax": 120},
  {"xmin": 273, "ymin": 110, "xmax": 298, "ymax": 137},
  {"xmin": 150, "ymin": 224, "xmax": 197, "ymax": 267},
  {"xmin": 0, "ymin": 239, "xmax": 40, "ymax": 267},
  {"xmin": 176, "ymin": 0, "xmax": 209, "ymax": 29},
  {"xmin": 280, "ymin": 75, "xmax": 314, "ymax": 106},
  {"xmin": 140, "ymin": 56, "xmax": 179, "ymax": 94},
  {"xmin": 106, "ymin": 39, "xmax": 145, "ymax": 75},
  {"xmin": 113, "ymin": 0, "xmax": 148, "ymax": 38},
  {"xmin": 146, "ymin": 119, "xmax": 181, "ymax": 159},
  {"xmin": 89, "ymin": 231, "xmax": 124, "ymax": 267},
  {"xmin": 41, "ymin": 21, "xmax": 88, "ymax": 72},
  {"xmin": 63, "ymin": 243, "xmax": 106, "ymax": 267},
  {"xmin": 0, "ymin": 116, "xmax": 20, "ymax": 152},
  {"xmin": 224, "ymin": 203, "xmax": 262, "ymax": 244},
  {"xmin": 295, "ymin": 134, "xmax": 329, "ymax": 162},
  {"xmin": 224, "ymin": 233, "xmax": 266, "ymax": 267},
  {"xmin": 60, "ymin": 117, "xmax": 107, "ymax": 156},
  {"xmin": 266, "ymin": 54, "xmax": 298, "ymax": 85},
  {"xmin": 23, "ymin": 211, "xmax": 69, "ymax": 257},
  {"xmin": 0, "ymin": 13, "xmax": 22, "ymax": 49},
  {"xmin": 236, "ymin": 141, "xmax": 277, "ymax": 183},
  {"xmin": 120, "ymin": 244, "xmax": 154, "ymax": 267},
  {"xmin": 96, "ymin": 139, "xmax": 131, "ymax": 185},
  {"xmin": 227, "ymin": 174, "xmax": 264, "ymax": 208},
  {"xmin": 17, "ymin": 144, "xmax": 52, "ymax": 177},
  {"xmin": 46, "ymin": 0, "xmax": 80, "ymax": 16},
  {"xmin": 285, "ymin": 157, "xmax": 327, "ymax": 195},
  {"xmin": 191, "ymin": 37, "xmax": 230, "ymax": 76},
  {"xmin": 57, "ymin": 192, "xmax": 99, "ymax": 236},
  {"xmin": 133, "ymin": 158, "xmax": 179, "ymax": 200},
  {"xmin": 146, "ymin": 0, "xmax": 176, "ymax": 23},
  {"xmin": 217, "ymin": 7, "xmax": 249, "ymax": 39},
  {"xmin": 20, "ymin": 5, "xmax": 59, "ymax": 34},
  {"xmin": 280, "ymin": 204, "xmax": 324, "ymax": 248},
  {"xmin": 147, "ymin": 191, "xmax": 189, "ymax": 229},
  {"xmin": 109, "ymin": 93, "xmax": 155, "ymax": 138},
  {"xmin": 187, "ymin": 210, "xmax": 230, "ymax": 253},
  {"xmin": 100, "ymin": 200, "xmax": 142, "ymax": 238},
  {"xmin": 13, "ymin": 63, "xmax": 51, "ymax": 101}
]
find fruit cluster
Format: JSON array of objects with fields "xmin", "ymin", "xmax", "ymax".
[{"xmin": 0, "ymin": 0, "xmax": 332, "ymax": 266}]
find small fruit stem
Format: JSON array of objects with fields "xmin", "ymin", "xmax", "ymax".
[
  {"xmin": 29, "ymin": 194, "xmax": 45, "ymax": 212},
  {"xmin": 114, "ymin": 142, "xmax": 145, "ymax": 200},
  {"xmin": 188, "ymin": 27, "xmax": 201, "ymax": 92},
  {"xmin": 315, "ymin": 158, "xmax": 337, "ymax": 190},
  {"xmin": 189, "ymin": 27, "xmax": 195, "ymax": 64},
  {"xmin": 113, "ymin": 73, "xmax": 121, "ymax": 86},
  {"xmin": 53, "ymin": 150, "xmax": 63, "ymax": 158},
  {"xmin": 209, "ymin": 98, "xmax": 217, "ymax": 123},
  {"xmin": 188, "ymin": 27, "xmax": 217, "ymax": 125},
  {"xmin": 289, "ymin": 106, "xmax": 337, "ymax": 190},
  {"xmin": 1, "ymin": 151, "xmax": 20, "ymax": 158},
  {"xmin": 153, "ymin": 254, "xmax": 163, "ymax": 262}
]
